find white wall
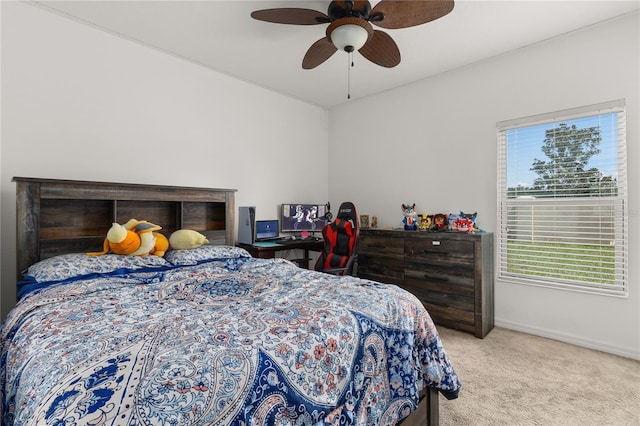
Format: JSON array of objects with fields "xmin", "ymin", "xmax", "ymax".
[
  {"xmin": 329, "ymin": 12, "xmax": 639, "ymax": 359},
  {"xmin": 0, "ymin": 2, "xmax": 329, "ymax": 318}
]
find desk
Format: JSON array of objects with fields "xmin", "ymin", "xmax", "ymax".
[{"xmin": 238, "ymin": 239, "xmax": 324, "ymax": 269}]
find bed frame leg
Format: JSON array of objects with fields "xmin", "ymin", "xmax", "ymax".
[{"xmin": 426, "ymin": 387, "xmax": 439, "ymax": 426}]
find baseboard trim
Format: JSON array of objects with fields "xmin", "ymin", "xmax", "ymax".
[{"xmin": 495, "ymin": 319, "xmax": 640, "ymax": 360}]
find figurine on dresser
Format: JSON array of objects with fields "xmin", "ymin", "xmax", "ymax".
[{"xmin": 402, "ymin": 203, "xmax": 419, "ymax": 230}]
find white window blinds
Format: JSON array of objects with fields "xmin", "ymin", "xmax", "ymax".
[{"xmin": 497, "ymin": 100, "xmax": 627, "ymax": 296}]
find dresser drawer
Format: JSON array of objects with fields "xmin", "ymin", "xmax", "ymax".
[
  {"xmin": 402, "ymin": 280, "xmax": 476, "ymax": 333},
  {"xmin": 359, "ymin": 233, "xmax": 403, "ymax": 256},
  {"xmin": 403, "ymin": 281, "xmax": 474, "ymax": 311},
  {"xmin": 358, "ymin": 253, "xmax": 404, "ymax": 285},
  {"xmin": 423, "ymin": 303, "xmax": 476, "ymax": 334},
  {"xmin": 404, "ymin": 267, "xmax": 475, "ymax": 296},
  {"xmin": 358, "ymin": 232, "xmax": 404, "ymax": 284},
  {"xmin": 405, "ymin": 237, "xmax": 474, "ymax": 267},
  {"xmin": 403, "ymin": 269, "xmax": 475, "ymax": 328}
]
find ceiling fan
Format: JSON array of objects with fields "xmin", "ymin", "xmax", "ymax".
[{"xmin": 251, "ymin": 0, "xmax": 455, "ymax": 69}]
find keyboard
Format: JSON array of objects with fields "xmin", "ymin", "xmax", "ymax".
[
  {"xmin": 254, "ymin": 238, "xmax": 279, "ymax": 243},
  {"xmin": 275, "ymin": 238, "xmax": 297, "ymax": 245},
  {"xmin": 255, "ymin": 237, "xmax": 321, "ymax": 245}
]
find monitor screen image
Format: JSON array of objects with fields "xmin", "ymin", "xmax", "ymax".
[
  {"xmin": 255, "ymin": 220, "xmax": 279, "ymax": 241},
  {"xmin": 281, "ymin": 204, "xmax": 328, "ymax": 233}
]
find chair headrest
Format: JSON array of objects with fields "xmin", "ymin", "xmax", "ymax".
[{"xmin": 336, "ymin": 202, "xmax": 357, "ymax": 223}]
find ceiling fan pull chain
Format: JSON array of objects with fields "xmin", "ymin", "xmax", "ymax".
[
  {"xmin": 347, "ymin": 51, "xmax": 352, "ymax": 99},
  {"xmin": 346, "ymin": 51, "xmax": 356, "ymax": 100}
]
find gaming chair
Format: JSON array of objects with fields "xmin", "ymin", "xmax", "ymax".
[{"xmin": 314, "ymin": 202, "xmax": 359, "ymax": 276}]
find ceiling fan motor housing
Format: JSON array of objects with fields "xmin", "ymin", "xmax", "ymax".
[{"xmin": 327, "ymin": 1, "xmax": 372, "ymax": 20}]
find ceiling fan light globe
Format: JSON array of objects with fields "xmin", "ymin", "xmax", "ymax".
[{"xmin": 330, "ymin": 23, "xmax": 369, "ymax": 52}]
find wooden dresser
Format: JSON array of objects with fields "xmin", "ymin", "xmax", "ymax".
[{"xmin": 358, "ymin": 228, "xmax": 494, "ymax": 338}]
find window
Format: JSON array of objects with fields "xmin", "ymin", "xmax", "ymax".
[{"xmin": 497, "ymin": 100, "xmax": 627, "ymax": 296}]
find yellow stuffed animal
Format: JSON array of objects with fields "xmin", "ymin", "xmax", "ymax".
[
  {"xmin": 169, "ymin": 229, "xmax": 209, "ymax": 250},
  {"xmin": 87, "ymin": 219, "xmax": 169, "ymax": 257}
]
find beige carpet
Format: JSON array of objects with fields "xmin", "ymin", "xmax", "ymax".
[{"xmin": 436, "ymin": 327, "xmax": 640, "ymax": 426}]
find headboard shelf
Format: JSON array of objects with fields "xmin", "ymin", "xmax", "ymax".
[{"xmin": 14, "ymin": 177, "xmax": 237, "ymax": 279}]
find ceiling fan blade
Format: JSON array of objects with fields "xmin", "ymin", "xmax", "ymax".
[
  {"xmin": 251, "ymin": 8, "xmax": 328, "ymax": 25},
  {"xmin": 371, "ymin": 0, "xmax": 454, "ymax": 29},
  {"xmin": 359, "ymin": 30, "xmax": 400, "ymax": 68},
  {"xmin": 302, "ymin": 38, "xmax": 338, "ymax": 69}
]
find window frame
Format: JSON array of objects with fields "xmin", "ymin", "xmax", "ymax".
[{"xmin": 496, "ymin": 100, "xmax": 628, "ymax": 297}]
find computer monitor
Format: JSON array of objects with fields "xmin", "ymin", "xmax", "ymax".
[
  {"xmin": 255, "ymin": 220, "xmax": 279, "ymax": 241},
  {"xmin": 281, "ymin": 204, "xmax": 328, "ymax": 233}
]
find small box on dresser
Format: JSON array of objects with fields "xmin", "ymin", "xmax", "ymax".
[{"xmin": 358, "ymin": 229, "xmax": 494, "ymax": 338}]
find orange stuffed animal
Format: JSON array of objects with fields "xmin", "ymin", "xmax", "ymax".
[{"xmin": 87, "ymin": 219, "xmax": 169, "ymax": 257}]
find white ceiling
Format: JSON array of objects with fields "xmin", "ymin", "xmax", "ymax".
[{"xmin": 32, "ymin": 0, "xmax": 640, "ymax": 109}]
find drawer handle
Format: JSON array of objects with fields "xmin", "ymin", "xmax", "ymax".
[
  {"xmin": 424, "ymin": 274, "xmax": 449, "ymax": 282},
  {"xmin": 423, "ymin": 249, "xmax": 449, "ymax": 255}
]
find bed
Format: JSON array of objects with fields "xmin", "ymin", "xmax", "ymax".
[{"xmin": 1, "ymin": 177, "xmax": 460, "ymax": 425}]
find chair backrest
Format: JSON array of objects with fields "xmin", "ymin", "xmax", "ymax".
[{"xmin": 314, "ymin": 202, "xmax": 359, "ymax": 275}]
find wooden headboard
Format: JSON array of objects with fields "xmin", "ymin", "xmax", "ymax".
[{"xmin": 13, "ymin": 177, "xmax": 237, "ymax": 280}]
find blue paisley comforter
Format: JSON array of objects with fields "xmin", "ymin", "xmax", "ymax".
[{"xmin": 1, "ymin": 253, "xmax": 459, "ymax": 425}]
